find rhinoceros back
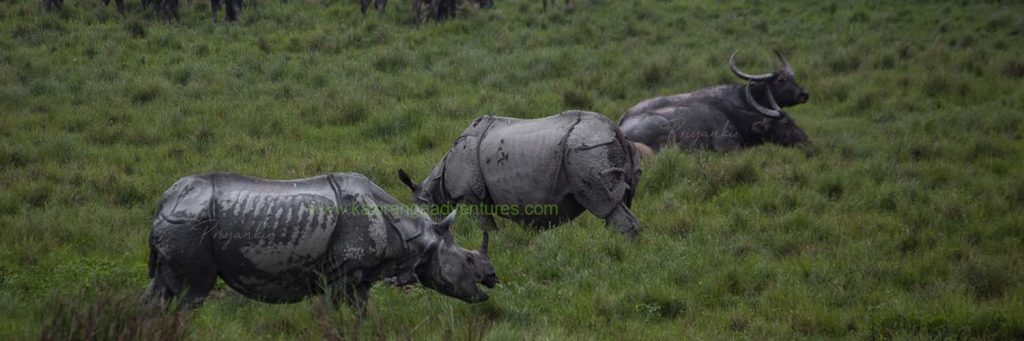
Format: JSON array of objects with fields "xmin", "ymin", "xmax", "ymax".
[
  {"xmin": 200, "ymin": 173, "xmax": 342, "ymax": 301},
  {"xmin": 477, "ymin": 113, "xmax": 577, "ymax": 206}
]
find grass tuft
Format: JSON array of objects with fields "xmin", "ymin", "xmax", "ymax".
[
  {"xmin": 562, "ymin": 89, "xmax": 593, "ymax": 110},
  {"xmin": 39, "ymin": 287, "xmax": 188, "ymax": 341}
]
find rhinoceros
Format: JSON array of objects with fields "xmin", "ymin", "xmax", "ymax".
[
  {"xmin": 143, "ymin": 172, "xmax": 497, "ymax": 311},
  {"xmin": 619, "ymin": 50, "xmax": 810, "ymax": 152},
  {"xmin": 398, "ymin": 110, "xmax": 642, "ymax": 238}
]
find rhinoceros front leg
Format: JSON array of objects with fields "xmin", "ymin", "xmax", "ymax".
[{"xmin": 606, "ymin": 203, "xmax": 639, "ymax": 240}]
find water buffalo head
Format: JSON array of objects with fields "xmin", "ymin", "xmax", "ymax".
[
  {"xmin": 730, "ymin": 50, "xmax": 809, "ymax": 107},
  {"xmin": 730, "ymin": 50, "xmax": 810, "ymax": 146},
  {"xmin": 415, "ymin": 210, "xmax": 498, "ymax": 303},
  {"xmin": 750, "ymin": 114, "xmax": 809, "ymax": 146}
]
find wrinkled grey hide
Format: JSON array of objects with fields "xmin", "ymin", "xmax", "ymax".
[
  {"xmin": 143, "ymin": 172, "xmax": 497, "ymax": 312},
  {"xmin": 400, "ymin": 110, "xmax": 642, "ymax": 238},
  {"xmin": 620, "ymin": 50, "xmax": 810, "ymax": 152}
]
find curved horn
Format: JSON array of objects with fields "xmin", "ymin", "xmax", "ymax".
[
  {"xmin": 480, "ymin": 230, "xmax": 489, "ymax": 255},
  {"xmin": 765, "ymin": 86, "xmax": 782, "ymax": 111},
  {"xmin": 773, "ymin": 49, "xmax": 794, "ymax": 75},
  {"xmin": 745, "ymin": 85, "xmax": 781, "ymax": 117},
  {"xmin": 730, "ymin": 51, "xmax": 774, "ymax": 81}
]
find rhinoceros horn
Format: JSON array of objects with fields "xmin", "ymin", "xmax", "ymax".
[
  {"xmin": 774, "ymin": 49, "xmax": 794, "ymax": 75},
  {"xmin": 480, "ymin": 230, "xmax": 489, "ymax": 255},
  {"xmin": 730, "ymin": 51, "xmax": 774, "ymax": 81}
]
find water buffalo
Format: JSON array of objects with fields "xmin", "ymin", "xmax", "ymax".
[
  {"xmin": 101, "ymin": 0, "xmax": 125, "ymax": 13},
  {"xmin": 619, "ymin": 50, "xmax": 810, "ymax": 152},
  {"xmin": 154, "ymin": 0, "xmax": 180, "ymax": 21},
  {"xmin": 415, "ymin": 0, "xmax": 457, "ymax": 24},
  {"xmin": 43, "ymin": 0, "xmax": 63, "ymax": 11},
  {"xmin": 360, "ymin": 0, "xmax": 386, "ymax": 14},
  {"xmin": 211, "ymin": 0, "xmax": 243, "ymax": 22},
  {"xmin": 398, "ymin": 110, "xmax": 642, "ymax": 239},
  {"xmin": 143, "ymin": 172, "xmax": 497, "ymax": 312}
]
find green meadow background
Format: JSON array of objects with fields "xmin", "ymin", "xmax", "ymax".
[{"xmin": 2, "ymin": 0, "xmax": 1023, "ymax": 339}]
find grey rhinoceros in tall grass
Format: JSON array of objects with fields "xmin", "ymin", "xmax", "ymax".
[
  {"xmin": 143, "ymin": 172, "xmax": 498, "ymax": 312},
  {"xmin": 619, "ymin": 49, "xmax": 811, "ymax": 153},
  {"xmin": 398, "ymin": 110, "xmax": 642, "ymax": 239}
]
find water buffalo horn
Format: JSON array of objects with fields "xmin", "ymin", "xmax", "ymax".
[
  {"xmin": 745, "ymin": 85, "xmax": 781, "ymax": 117},
  {"xmin": 774, "ymin": 49, "xmax": 794, "ymax": 75},
  {"xmin": 730, "ymin": 51, "xmax": 774, "ymax": 81},
  {"xmin": 766, "ymin": 87, "xmax": 782, "ymax": 111}
]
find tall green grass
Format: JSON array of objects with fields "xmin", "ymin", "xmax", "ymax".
[{"xmin": 2, "ymin": 0, "xmax": 1023, "ymax": 339}]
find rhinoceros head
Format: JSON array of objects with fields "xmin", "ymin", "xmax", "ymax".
[
  {"xmin": 729, "ymin": 49, "xmax": 809, "ymax": 108},
  {"xmin": 415, "ymin": 210, "xmax": 498, "ymax": 303}
]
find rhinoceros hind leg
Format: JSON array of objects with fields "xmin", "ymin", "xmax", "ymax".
[
  {"xmin": 149, "ymin": 229, "xmax": 218, "ymax": 309},
  {"xmin": 606, "ymin": 203, "xmax": 639, "ymax": 239},
  {"xmin": 174, "ymin": 267, "xmax": 217, "ymax": 310},
  {"xmin": 142, "ymin": 274, "xmax": 173, "ymax": 309},
  {"xmin": 565, "ymin": 144, "xmax": 634, "ymax": 227}
]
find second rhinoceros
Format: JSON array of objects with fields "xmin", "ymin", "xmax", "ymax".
[
  {"xmin": 144, "ymin": 172, "xmax": 497, "ymax": 312},
  {"xmin": 399, "ymin": 110, "xmax": 642, "ymax": 238}
]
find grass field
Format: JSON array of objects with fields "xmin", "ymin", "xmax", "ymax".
[{"xmin": 2, "ymin": 0, "xmax": 1024, "ymax": 339}]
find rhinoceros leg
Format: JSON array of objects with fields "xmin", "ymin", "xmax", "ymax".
[
  {"xmin": 605, "ymin": 203, "xmax": 639, "ymax": 239},
  {"xmin": 142, "ymin": 248, "xmax": 173, "ymax": 308},
  {"xmin": 151, "ymin": 223, "xmax": 219, "ymax": 309},
  {"xmin": 147, "ymin": 222, "xmax": 219, "ymax": 309},
  {"xmin": 564, "ymin": 141, "xmax": 639, "ymax": 238},
  {"xmin": 148, "ymin": 176, "xmax": 219, "ymax": 309}
]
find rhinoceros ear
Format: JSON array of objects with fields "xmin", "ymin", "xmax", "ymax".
[
  {"xmin": 434, "ymin": 209, "xmax": 458, "ymax": 235},
  {"xmin": 397, "ymin": 169, "xmax": 419, "ymax": 192}
]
